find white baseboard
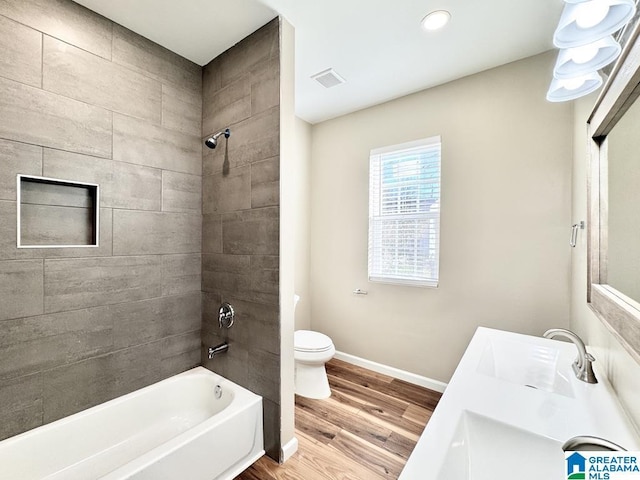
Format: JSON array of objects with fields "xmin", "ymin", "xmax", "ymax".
[
  {"xmin": 281, "ymin": 436, "xmax": 299, "ymax": 463},
  {"xmin": 333, "ymin": 351, "xmax": 448, "ymax": 393}
]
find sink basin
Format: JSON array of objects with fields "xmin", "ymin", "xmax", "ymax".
[
  {"xmin": 399, "ymin": 327, "xmax": 640, "ymax": 480},
  {"xmin": 438, "ymin": 411, "xmax": 564, "ymax": 480},
  {"xmin": 476, "ymin": 336, "xmax": 574, "ymax": 397}
]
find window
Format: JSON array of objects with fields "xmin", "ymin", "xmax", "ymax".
[{"xmin": 368, "ymin": 136, "xmax": 441, "ymax": 287}]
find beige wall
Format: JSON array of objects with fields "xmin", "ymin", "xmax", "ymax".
[
  {"xmin": 294, "ymin": 117, "xmax": 312, "ymax": 332},
  {"xmin": 309, "ymin": 51, "xmax": 573, "ymax": 382},
  {"xmin": 571, "ymin": 95, "xmax": 640, "ymax": 433}
]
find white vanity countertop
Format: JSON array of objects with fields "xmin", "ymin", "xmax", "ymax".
[{"xmin": 399, "ymin": 327, "xmax": 640, "ymax": 480}]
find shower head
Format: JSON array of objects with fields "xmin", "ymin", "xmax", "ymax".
[{"xmin": 204, "ymin": 128, "xmax": 231, "ymax": 149}]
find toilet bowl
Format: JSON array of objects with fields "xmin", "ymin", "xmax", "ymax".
[{"xmin": 294, "ymin": 330, "xmax": 335, "ymax": 399}]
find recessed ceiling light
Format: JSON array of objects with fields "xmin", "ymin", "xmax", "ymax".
[{"xmin": 421, "ymin": 10, "xmax": 451, "ymax": 31}]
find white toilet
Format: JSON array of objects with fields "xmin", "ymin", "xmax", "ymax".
[{"xmin": 294, "ymin": 330, "xmax": 335, "ymax": 399}]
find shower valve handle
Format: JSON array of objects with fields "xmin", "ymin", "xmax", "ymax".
[{"xmin": 218, "ymin": 303, "xmax": 235, "ymax": 329}]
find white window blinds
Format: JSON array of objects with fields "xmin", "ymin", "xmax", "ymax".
[{"xmin": 368, "ymin": 136, "xmax": 441, "ymax": 287}]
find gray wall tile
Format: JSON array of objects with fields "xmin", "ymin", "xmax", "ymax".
[
  {"xmin": 250, "ymin": 255, "xmax": 279, "ymax": 296},
  {"xmin": 20, "ymin": 179, "xmax": 93, "ymax": 208},
  {"xmin": 228, "ymin": 106, "xmax": 280, "ymax": 167},
  {"xmin": 112, "ymin": 210, "xmax": 201, "ymax": 255},
  {"xmin": 251, "ymin": 156, "xmax": 280, "ymax": 208},
  {"xmin": 0, "ymin": 139, "xmax": 42, "ymax": 201},
  {"xmin": 44, "ymin": 344, "xmax": 165, "ymax": 422},
  {"xmin": 0, "ymin": 77, "xmax": 112, "ymax": 158},
  {"xmin": 20, "ymin": 204, "xmax": 94, "ymax": 246},
  {"xmin": 0, "ymin": 1, "xmax": 204, "ymax": 442},
  {"xmin": 202, "ymin": 327, "xmax": 249, "ymax": 386},
  {"xmin": 203, "ymin": 107, "xmax": 280, "ymax": 174},
  {"xmin": 42, "ymin": 353, "xmax": 113, "ymax": 423},
  {"xmin": 111, "ymin": 293, "xmax": 201, "ymax": 350},
  {"xmin": 102, "ymin": 159, "xmax": 163, "ymax": 211},
  {"xmin": 162, "ymin": 254, "xmax": 201, "ymax": 296},
  {"xmin": 0, "ymin": 15, "xmax": 42, "ymax": 87},
  {"xmin": 218, "ymin": 19, "xmax": 278, "ymax": 88},
  {"xmin": 202, "ymin": 142, "xmax": 226, "ymax": 177},
  {"xmin": 263, "ymin": 398, "xmax": 280, "ymax": 460},
  {"xmin": 0, "ymin": 306, "xmax": 113, "ymax": 381},
  {"xmin": 0, "ymin": 0, "xmax": 113, "ymax": 59},
  {"xmin": 247, "ymin": 349, "xmax": 279, "ymax": 403},
  {"xmin": 0, "ymin": 373, "xmax": 43, "ymax": 441},
  {"xmin": 201, "ymin": 292, "xmax": 222, "ymax": 330},
  {"xmin": 202, "ymin": 76, "xmax": 251, "ymax": 137},
  {"xmin": 202, "ymin": 165, "xmax": 251, "ymax": 215},
  {"xmin": 43, "ymin": 149, "xmax": 162, "ymax": 211},
  {"xmin": 202, "ymin": 214, "xmax": 223, "ymax": 254},
  {"xmin": 222, "ymin": 207, "xmax": 279, "ymax": 255},
  {"xmin": 201, "ymin": 18, "xmax": 281, "ymax": 461},
  {"xmin": 0, "ymin": 201, "xmax": 16, "ymax": 260},
  {"xmin": 43, "ymin": 36, "xmax": 162, "ymax": 123},
  {"xmin": 162, "ymin": 83, "xmax": 202, "ymax": 135},
  {"xmin": 113, "ymin": 113, "xmax": 201, "ymax": 175},
  {"xmin": 0, "ymin": 260, "xmax": 43, "ymax": 321},
  {"xmin": 44, "ymin": 256, "xmax": 162, "ymax": 313},
  {"xmin": 110, "ymin": 342, "xmax": 164, "ymax": 397},
  {"xmin": 251, "ymin": 57, "xmax": 280, "ymax": 116},
  {"xmin": 162, "ymin": 330, "xmax": 201, "ymax": 359},
  {"xmin": 203, "ymin": 253, "xmax": 251, "ymax": 275},
  {"xmin": 162, "ymin": 171, "xmax": 201, "ymax": 213},
  {"xmin": 203, "ymin": 295, "xmax": 279, "ymax": 356},
  {"xmin": 16, "ymin": 208, "xmax": 113, "ymax": 259},
  {"xmin": 112, "ymin": 23, "xmax": 201, "ymax": 90},
  {"xmin": 202, "ymin": 58, "xmax": 221, "ymax": 113},
  {"xmin": 162, "ymin": 347, "xmax": 200, "ymax": 378},
  {"xmin": 202, "ymin": 253, "xmax": 251, "ymax": 294}
]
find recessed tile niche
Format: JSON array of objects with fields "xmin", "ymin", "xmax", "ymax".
[{"xmin": 17, "ymin": 175, "xmax": 99, "ymax": 248}]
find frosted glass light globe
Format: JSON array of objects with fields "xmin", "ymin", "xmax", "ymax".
[{"xmin": 575, "ymin": 1, "xmax": 610, "ymax": 29}]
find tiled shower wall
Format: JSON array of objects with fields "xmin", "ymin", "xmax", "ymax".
[
  {"xmin": 0, "ymin": 0, "xmax": 203, "ymax": 440},
  {"xmin": 201, "ymin": 19, "xmax": 281, "ymax": 460}
]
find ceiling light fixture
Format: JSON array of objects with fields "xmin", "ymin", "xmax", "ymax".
[
  {"xmin": 553, "ymin": 0, "xmax": 635, "ymax": 48},
  {"xmin": 421, "ymin": 10, "xmax": 451, "ymax": 31},
  {"xmin": 553, "ymin": 36, "xmax": 621, "ymax": 78},
  {"xmin": 547, "ymin": 0, "xmax": 635, "ymax": 102},
  {"xmin": 546, "ymin": 72, "xmax": 603, "ymax": 102}
]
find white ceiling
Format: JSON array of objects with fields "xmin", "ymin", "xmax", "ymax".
[{"xmin": 73, "ymin": 0, "xmax": 563, "ymax": 124}]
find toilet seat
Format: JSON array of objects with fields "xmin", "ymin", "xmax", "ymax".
[{"xmin": 295, "ymin": 330, "xmax": 333, "ymax": 353}]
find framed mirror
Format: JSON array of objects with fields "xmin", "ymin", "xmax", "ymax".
[{"xmin": 588, "ymin": 22, "xmax": 640, "ymax": 364}]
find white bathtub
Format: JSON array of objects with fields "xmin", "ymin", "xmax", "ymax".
[{"xmin": 0, "ymin": 367, "xmax": 264, "ymax": 480}]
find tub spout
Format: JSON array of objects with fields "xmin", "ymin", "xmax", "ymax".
[{"xmin": 208, "ymin": 342, "xmax": 229, "ymax": 359}]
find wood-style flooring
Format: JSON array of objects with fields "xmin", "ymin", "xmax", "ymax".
[{"xmin": 235, "ymin": 358, "xmax": 442, "ymax": 480}]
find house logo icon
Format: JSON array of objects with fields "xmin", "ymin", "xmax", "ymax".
[{"xmin": 566, "ymin": 452, "xmax": 586, "ymax": 479}]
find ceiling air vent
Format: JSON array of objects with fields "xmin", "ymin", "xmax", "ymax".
[{"xmin": 311, "ymin": 68, "xmax": 346, "ymax": 88}]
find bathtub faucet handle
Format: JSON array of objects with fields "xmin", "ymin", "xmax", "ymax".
[{"xmin": 218, "ymin": 303, "xmax": 235, "ymax": 329}]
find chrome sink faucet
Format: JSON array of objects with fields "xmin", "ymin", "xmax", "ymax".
[
  {"xmin": 543, "ymin": 328, "xmax": 597, "ymax": 384},
  {"xmin": 563, "ymin": 436, "xmax": 626, "ymax": 451}
]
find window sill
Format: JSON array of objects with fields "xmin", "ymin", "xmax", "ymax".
[{"xmin": 368, "ymin": 277, "xmax": 439, "ymax": 288}]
